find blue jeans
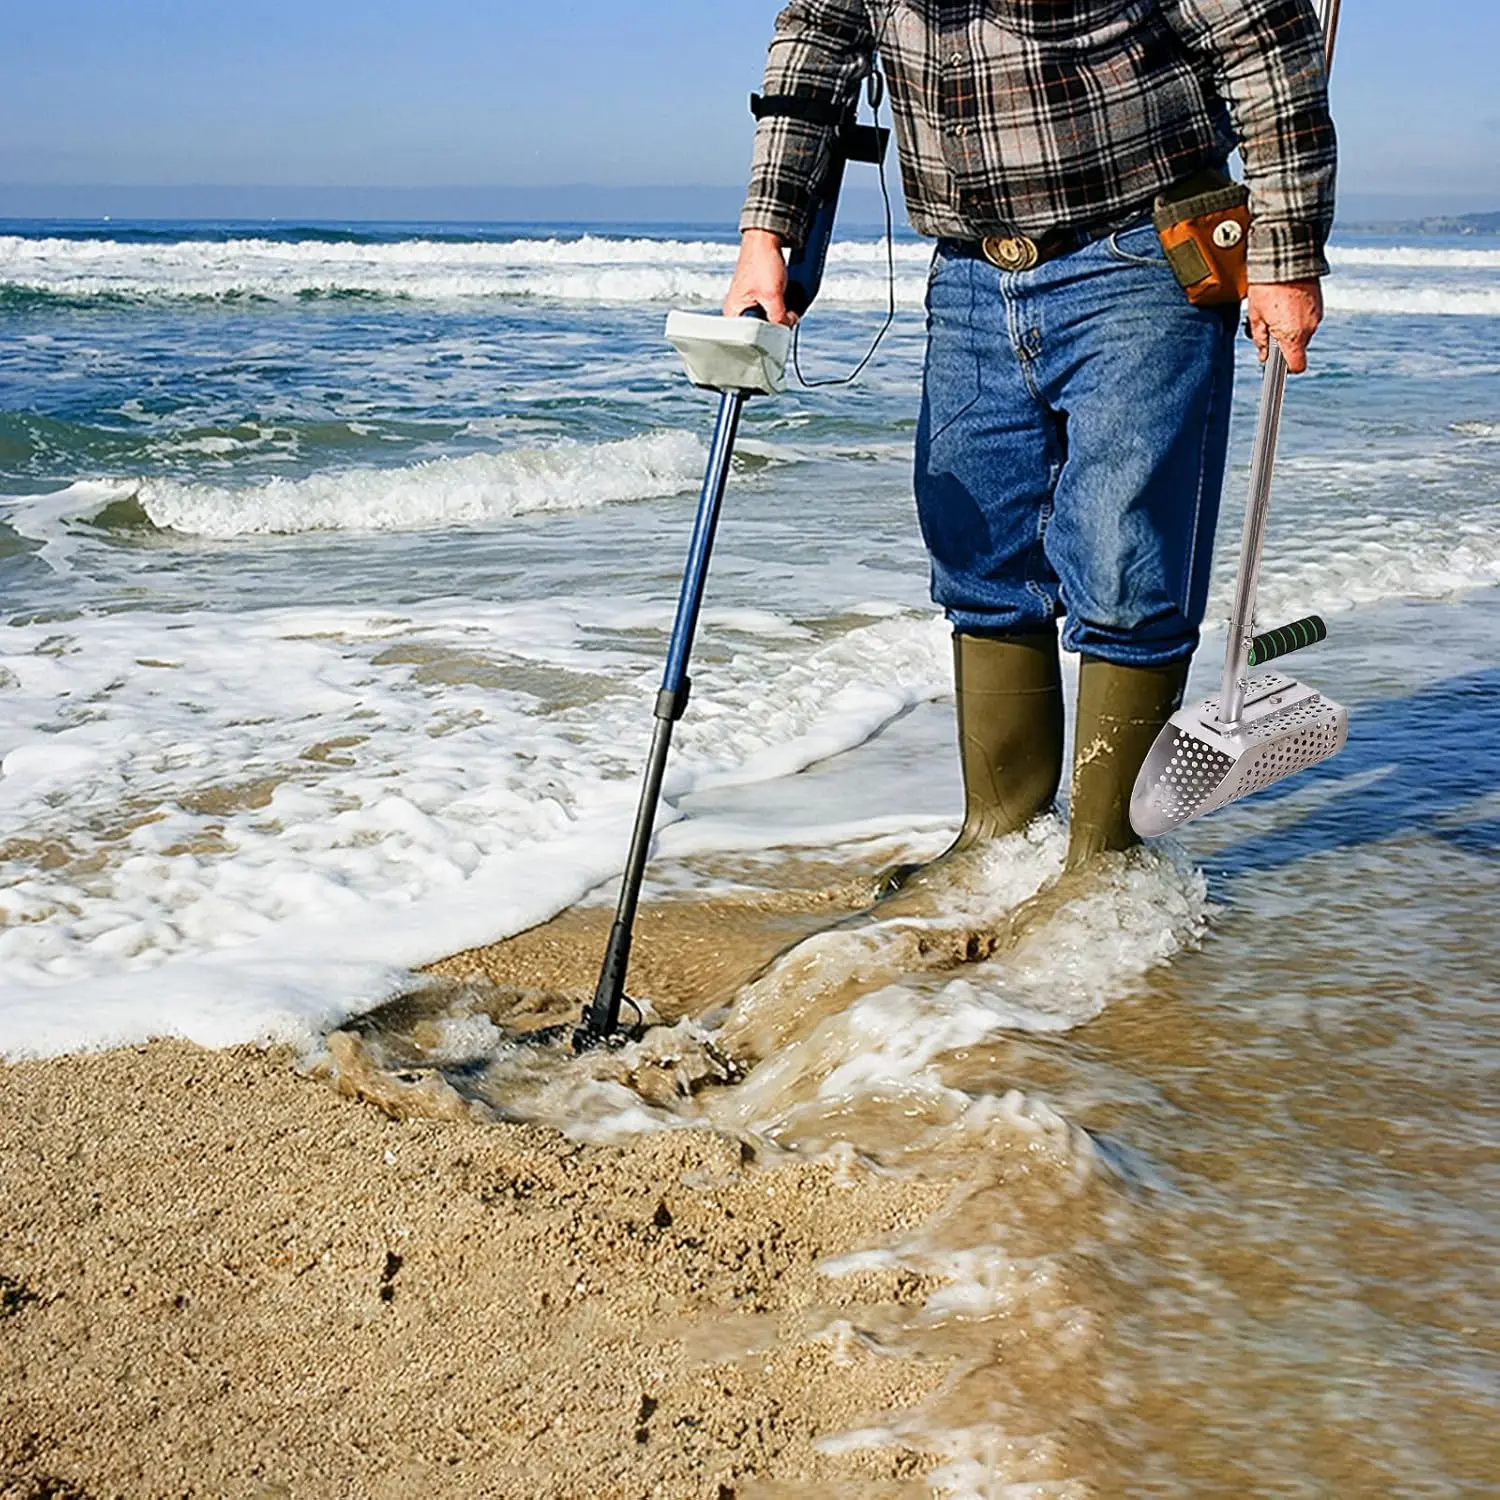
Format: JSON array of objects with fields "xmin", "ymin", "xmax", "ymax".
[{"xmin": 914, "ymin": 220, "xmax": 1238, "ymax": 666}]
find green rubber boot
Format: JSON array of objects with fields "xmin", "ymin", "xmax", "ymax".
[
  {"xmin": 1066, "ymin": 655, "xmax": 1190, "ymax": 871},
  {"xmin": 880, "ymin": 627, "xmax": 1064, "ymax": 897}
]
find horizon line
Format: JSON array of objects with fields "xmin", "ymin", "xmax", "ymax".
[{"xmin": 1, "ymin": 183, "xmax": 1494, "ymax": 229}]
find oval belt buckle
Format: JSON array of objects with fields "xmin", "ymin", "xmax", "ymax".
[{"xmin": 982, "ymin": 234, "xmax": 1040, "ymax": 273}]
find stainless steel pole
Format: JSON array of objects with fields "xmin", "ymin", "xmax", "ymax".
[
  {"xmin": 1217, "ymin": 347, "xmax": 1288, "ymax": 726},
  {"xmin": 1215, "ymin": 0, "xmax": 1340, "ymax": 728}
]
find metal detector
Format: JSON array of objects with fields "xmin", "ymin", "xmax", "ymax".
[{"xmin": 573, "ymin": 87, "xmax": 889, "ymax": 1050}]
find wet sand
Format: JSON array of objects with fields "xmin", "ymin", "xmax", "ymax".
[
  {"xmin": 0, "ymin": 1041, "xmax": 950, "ymax": 1500},
  {"xmin": 357, "ymin": 753, "xmax": 1500, "ymax": 1500},
  {"xmin": 430, "ymin": 874, "xmax": 871, "ymax": 1023},
  {"xmin": 7, "ymin": 833, "xmax": 1498, "ymax": 1499}
]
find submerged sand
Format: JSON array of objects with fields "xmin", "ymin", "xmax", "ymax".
[{"xmin": 0, "ymin": 1040, "xmax": 950, "ymax": 1500}]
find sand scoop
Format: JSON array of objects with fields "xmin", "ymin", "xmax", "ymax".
[
  {"xmin": 1129, "ymin": 339, "xmax": 1348, "ymax": 838},
  {"xmin": 1130, "ymin": 0, "xmax": 1347, "ymax": 840}
]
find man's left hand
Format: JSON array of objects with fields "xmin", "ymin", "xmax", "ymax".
[{"xmin": 1246, "ymin": 280, "xmax": 1324, "ymax": 374}]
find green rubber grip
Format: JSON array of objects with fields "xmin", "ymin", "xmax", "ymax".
[{"xmin": 1248, "ymin": 614, "xmax": 1327, "ymax": 668}]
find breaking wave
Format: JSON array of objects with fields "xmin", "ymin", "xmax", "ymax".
[
  {"xmin": 1327, "ymin": 245, "xmax": 1500, "ymax": 270},
  {"xmin": 7, "ymin": 233, "xmax": 1495, "ymax": 315},
  {"xmin": 0, "ymin": 233, "xmax": 916, "ymax": 308},
  {"xmin": 1323, "ymin": 283, "xmax": 1500, "ymax": 318},
  {"xmin": 3, "ymin": 430, "xmax": 707, "ymax": 546}
]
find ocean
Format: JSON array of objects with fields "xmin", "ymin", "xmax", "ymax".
[{"xmin": 2, "ymin": 219, "xmax": 1497, "ymax": 1493}]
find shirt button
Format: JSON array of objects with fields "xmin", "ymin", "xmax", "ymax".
[
  {"xmin": 950, "ymin": 52, "xmax": 964, "ymax": 65},
  {"xmin": 952, "ymin": 124, "xmax": 967, "ymax": 137}
]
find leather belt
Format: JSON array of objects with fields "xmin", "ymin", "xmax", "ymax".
[{"xmin": 943, "ymin": 209, "xmax": 1147, "ymax": 273}]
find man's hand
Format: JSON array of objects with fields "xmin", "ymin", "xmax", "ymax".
[
  {"xmin": 1245, "ymin": 279, "xmax": 1324, "ymax": 375},
  {"xmin": 724, "ymin": 229, "xmax": 793, "ymax": 326}
]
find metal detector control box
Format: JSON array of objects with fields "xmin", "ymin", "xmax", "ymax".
[{"xmin": 665, "ymin": 310, "xmax": 792, "ymax": 396}]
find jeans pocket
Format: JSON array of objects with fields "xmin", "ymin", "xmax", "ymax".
[
  {"xmin": 921, "ymin": 257, "xmax": 983, "ymax": 444},
  {"xmin": 1106, "ymin": 221, "xmax": 1169, "ymax": 267}
]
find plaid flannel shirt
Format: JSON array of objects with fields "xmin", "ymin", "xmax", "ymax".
[{"xmin": 741, "ymin": 0, "xmax": 1337, "ymax": 282}]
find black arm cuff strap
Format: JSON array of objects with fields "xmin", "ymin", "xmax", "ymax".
[
  {"xmin": 750, "ymin": 91, "xmax": 885, "ymax": 164},
  {"xmin": 750, "ymin": 92, "xmax": 849, "ymax": 129}
]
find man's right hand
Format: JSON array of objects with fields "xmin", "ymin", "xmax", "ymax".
[
  {"xmin": 724, "ymin": 229, "xmax": 793, "ymax": 326},
  {"xmin": 1246, "ymin": 279, "xmax": 1324, "ymax": 375}
]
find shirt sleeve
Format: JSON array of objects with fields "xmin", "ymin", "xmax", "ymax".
[
  {"xmin": 1162, "ymin": 0, "xmax": 1338, "ymax": 282},
  {"xmin": 739, "ymin": 0, "xmax": 876, "ymax": 248}
]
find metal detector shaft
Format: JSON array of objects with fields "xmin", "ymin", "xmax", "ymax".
[
  {"xmin": 574, "ymin": 74, "xmax": 888, "ymax": 1049},
  {"xmin": 575, "ymin": 390, "xmax": 746, "ymax": 1046}
]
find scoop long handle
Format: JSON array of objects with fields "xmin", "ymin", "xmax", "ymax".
[
  {"xmin": 1218, "ymin": 344, "xmax": 1289, "ymax": 725},
  {"xmin": 1217, "ymin": 0, "xmax": 1340, "ymax": 727}
]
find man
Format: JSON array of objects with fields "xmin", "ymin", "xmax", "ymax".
[{"xmin": 724, "ymin": 0, "xmax": 1336, "ymax": 892}]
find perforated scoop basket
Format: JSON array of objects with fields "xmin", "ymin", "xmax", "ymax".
[{"xmin": 1131, "ymin": 670, "xmax": 1347, "ymax": 838}]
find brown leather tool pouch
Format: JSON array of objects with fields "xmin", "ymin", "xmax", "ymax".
[{"xmin": 1153, "ymin": 171, "xmax": 1251, "ymax": 306}]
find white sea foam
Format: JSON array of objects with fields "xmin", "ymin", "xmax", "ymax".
[
  {"xmin": 138, "ymin": 429, "xmax": 709, "ymax": 537},
  {"xmin": 1327, "ymin": 245, "xmax": 1500, "ymax": 270},
  {"xmin": 0, "ymin": 604, "xmax": 951, "ymax": 1059},
  {"xmin": 10, "ymin": 433, "xmax": 1500, "ymax": 619},
  {"xmin": 0, "ymin": 233, "xmax": 926, "ymax": 308},
  {"xmin": 1323, "ymin": 283, "xmax": 1500, "ymax": 318},
  {"xmin": 6, "ymin": 233, "xmax": 1497, "ymax": 316},
  {"xmin": 438, "ymin": 823, "xmax": 1209, "ymax": 1154},
  {"xmin": 1211, "ymin": 461, "xmax": 1500, "ymax": 621},
  {"xmin": 2, "ymin": 460, "xmax": 1489, "ymax": 1065}
]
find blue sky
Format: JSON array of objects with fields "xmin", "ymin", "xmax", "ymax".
[{"xmin": 1, "ymin": 1, "xmax": 1495, "ymax": 215}]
